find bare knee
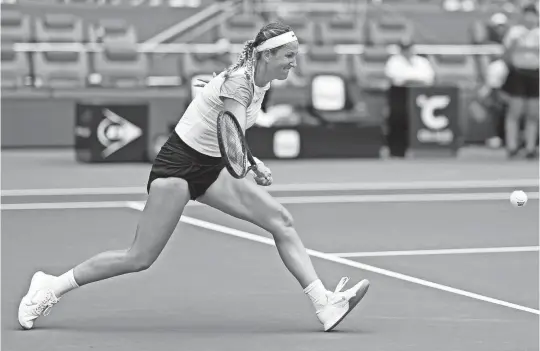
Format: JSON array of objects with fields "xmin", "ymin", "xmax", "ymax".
[{"xmin": 269, "ymin": 205, "xmax": 295, "ymax": 238}]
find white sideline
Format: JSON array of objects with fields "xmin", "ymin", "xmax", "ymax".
[
  {"xmin": 2, "ymin": 191, "xmax": 539, "ymax": 210},
  {"xmin": 330, "ymin": 246, "xmax": 540, "ymax": 257},
  {"xmin": 1, "ymin": 178, "xmax": 538, "ymax": 197}
]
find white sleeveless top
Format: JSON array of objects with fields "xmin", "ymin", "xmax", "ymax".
[
  {"xmin": 175, "ymin": 67, "xmax": 271, "ymax": 157},
  {"xmin": 504, "ymin": 25, "xmax": 539, "ymax": 70}
]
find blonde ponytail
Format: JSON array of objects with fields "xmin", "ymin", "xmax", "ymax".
[{"xmin": 223, "ymin": 40, "xmax": 255, "ymax": 79}]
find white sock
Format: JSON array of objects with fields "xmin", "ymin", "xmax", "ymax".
[
  {"xmin": 303, "ymin": 279, "xmax": 328, "ymax": 312},
  {"xmin": 52, "ymin": 269, "xmax": 79, "ymax": 297}
]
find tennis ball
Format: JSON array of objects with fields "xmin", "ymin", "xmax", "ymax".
[{"xmin": 510, "ymin": 190, "xmax": 528, "ymax": 207}]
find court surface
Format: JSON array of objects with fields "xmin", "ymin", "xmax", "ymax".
[{"xmin": 2, "ymin": 149, "xmax": 539, "ymax": 351}]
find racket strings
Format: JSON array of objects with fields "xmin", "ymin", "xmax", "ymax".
[{"xmin": 221, "ymin": 117, "xmax": 247, "ymax": 175}]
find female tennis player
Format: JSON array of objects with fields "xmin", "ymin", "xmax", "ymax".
[
  {"xmin": 18, "ymin": 22, "xmax": 370, "ymax": 332},
  {"xmin": 501, "ymin": 3, "xmax": 539, "ymax": 159}
]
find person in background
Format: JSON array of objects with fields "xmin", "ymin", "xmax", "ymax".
[
  {"xmin": 500, "ymin": 3, "xmax": 539, "ymax": 159},
  {"xmin": 384, "ymin": 38, "xmax": 435, "ymax": 87},
  {"xmin": 384, "ymin": 38, "xmax": 435, "ymax": 157},
  {"xmin": 486, "ymin": 12, "xmax": 510, "ymax": 44},
  {"xmin": 477, "ymin": 55, "xmax": 511, "ymax": 148}
]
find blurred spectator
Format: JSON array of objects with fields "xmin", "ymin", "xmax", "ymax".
[
  {"xmin": 486, "ymin": 13, "xmax": 510, "ymax": 44},
  {"xmin": 384, "ymin": 39, "xmax": 435, "ymax": 158},
  {"xmin": 476, "ymin": 56, "xmax": 510, "ymax": 148},
  {"xmin": 500, "ymin": 3, "xmax": 539, "ymax": 159},
  {"xmin": 384, "ymin": 39, "xmax": 435, "ymax": 87}
]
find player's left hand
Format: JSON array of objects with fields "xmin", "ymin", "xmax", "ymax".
[{"xmin": 252, "ymin": 163, "xmax": 273, "ymax": 186}]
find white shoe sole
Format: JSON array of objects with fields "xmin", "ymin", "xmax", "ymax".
[{"xmin": 324, "ymin": 279, "xmax": 370, "ymax": 332}]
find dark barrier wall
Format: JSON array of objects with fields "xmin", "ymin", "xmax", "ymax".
[
  {"xmin": 1, "ymin": 89, "xmax": 187, "ymax": 154},
  {"xmin": 2, "ymin": 87, "xmax": 493, "ymax": 151}
]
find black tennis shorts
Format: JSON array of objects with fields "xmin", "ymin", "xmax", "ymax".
[
  {"xmin": 147, "ymin": 132, "xmax": 224, "ymax": 200},
  {"xmin": 502, "ymin": 67, "xmax": 540, "ymax": 98}
]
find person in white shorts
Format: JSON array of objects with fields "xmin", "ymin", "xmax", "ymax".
[{"xmin": 18, "ymin": 22, "xmax": 370, "ymax": 333}]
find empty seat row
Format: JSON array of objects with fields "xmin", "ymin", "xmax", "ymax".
[
  {"xmin": 1, "ymin": 43, "xmax": 147, "ymax": 88},
  {"xmin": 1, "ymin": 10, "xmax": 137, "ymax": 43},
  {"xmin": 9, "ymin": 0, "xmax": 203, "ymax": 7},
  {"xmin": 219, "ymin": 13, "xmax": 413, "ymax": 45},
  {"xmin": 1, "ymin": 43, "xmax": 489, "ymax": 89}
]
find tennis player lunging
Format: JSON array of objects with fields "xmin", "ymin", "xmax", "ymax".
[{"xmin": 18, "ymin": 22, "xmax": 370, "ymax": 332}]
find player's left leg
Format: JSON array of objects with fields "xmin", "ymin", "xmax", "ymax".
[
  {"xmin": 197, "ymin": 169, "xmax": 369, "ymax": 331},
  {"xmin": 524, "ymin": 97, "xmax": 539, "ymax": 159}
]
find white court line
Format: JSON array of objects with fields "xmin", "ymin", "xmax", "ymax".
[
  {"xmin": 1, "ymin": 178, "xmax": 538, "ymax": 197},
  {"xmin": 124, "ymin": 201, "xmax": 540, "ymax": 316},
  {"xmin": 267, "ymin": 179, "xmax": 540, "ymax": 192},
  {"xmin": 0, "ymin": 201, "xmax": 131, "ymax": 210},
  {"xmin": 3, "ymin": 191, "xmax": 539, "ymax": 211},
  {"xmin": 330, "ymin": 246, "xmax": 540, "ymax": 257},
  {"xmin": 272, "ymin": 192, "xmax": 540, "ymax": 204}
]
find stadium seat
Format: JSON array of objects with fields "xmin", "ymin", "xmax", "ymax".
[
  {"xmin": 33, "ymin": 50, "xmax": 89, "ymax": 88},
  {"xmin": 428, "ymin": 54, "xmax": 479, "ymax": 88},
  {"xmin": 352, "ymin": 46, "xmax": 391, "ymax": 89},
  {"xmin": 1, "ymin": 10, "xmax": 32, "ymax": 43},
  {"xmin": 319, "ymin": 14, "xmax": 364, "ymax": 45},
  {"xmin": 367, "ymin": 16, "xmax": 413, "ymax": 45},
  {"xmin": 89, "ymin": 19, "xmax": 138, "ymax": 43},
  {"xmin": 219, "ymin": 14, "xmax": 264, "ymax": 44},
  {"xmin": 93, "ymin": 42, "xmax": 148, "ymax": 87},
  {"xmin": 35, "ymin": 14, "xmax": 84, "ymax": 43},
  {"xmin": 296, "ymin": 46, "xmax": 352, "ymax": 80},
  {"xmin": 1, "ymin": 44, "xmax": 30, "ymax": 88},
  {"xmin": 63, "ymin": 0, "xmax": 97, "ymax": 4},
  {"xmin": 180, "ymin": 51, "xmax": 230, "ymax": 80},
  {"xmin": 274, "ymin": 15, "xmax": 317, "ymax": 45}
]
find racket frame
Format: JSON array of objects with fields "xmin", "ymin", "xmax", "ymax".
[{"xmin": 217, "ymin": 110, "xmax": 258, "ymax": 179}]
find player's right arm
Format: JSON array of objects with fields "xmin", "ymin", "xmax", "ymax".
[
  {"xmin": 222, "ymin": 97, "xmax": 248, "ymax": 132},
  {"xmin": 219, "ymin": 73, "xmax": 253, "ymax": 132}
]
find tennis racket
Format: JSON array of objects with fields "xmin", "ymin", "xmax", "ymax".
[{"xmin": 217, "ymin": 110, "xmax": 259, "ymax": 179}]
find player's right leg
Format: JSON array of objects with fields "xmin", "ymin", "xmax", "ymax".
[{"xmin": 18, "ymin": 177, "xmax": 190, "ymax": 330}]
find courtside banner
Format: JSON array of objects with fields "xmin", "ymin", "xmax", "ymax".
[
  {"xmin": 75, "ymin": 104, "xmax": 148, "ymax": 162},
  {"xmin": 246, "ymin": 124, "xmax": 383, "ymax": 159},
  {"xmin": 407, "ymin": 86, "xmax": 460, "ymax": 152}
]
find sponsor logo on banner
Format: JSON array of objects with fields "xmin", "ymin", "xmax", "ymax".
[
  {"xmin": 415, "ymin": 94, "xmax": 454, "ymax": 145},
  {"xmin": 273, "ymin": 130, "xmax": 300, "ymax": 158},
  {"xmin": 97, "ymin": 108, "xmax": 143, "ymax": 158}
]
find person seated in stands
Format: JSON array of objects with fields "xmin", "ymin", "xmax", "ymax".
[{"xmin": 384, "ymin": 38, "xmax": 435, "ymax": 87}]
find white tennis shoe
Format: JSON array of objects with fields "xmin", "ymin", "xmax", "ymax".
[
  {"xmin": 18, "ymin": 271, "xmax": 59, "ymax": 330},
  {"xmin": 316, "ymin": 277, "xmax": 370, "ymax": 332}
]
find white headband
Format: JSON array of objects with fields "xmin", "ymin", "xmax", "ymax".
[{"xmin": 255, "ymin": 31, "xmax": 298, "ymax": 52}]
